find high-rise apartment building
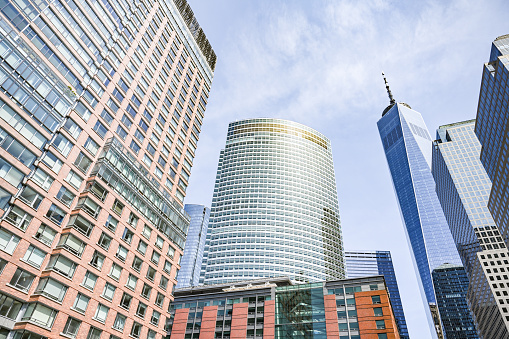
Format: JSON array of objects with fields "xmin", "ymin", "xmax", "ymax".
[
  {"xmin": 201, "ymin": 118, "xmax": 344, "ymax": 285},
  {"xmin": 0, "ymin": 0, "xmax": 215, "ymax": 338},
  {"xmin": 168, "ymin": 276, "xmax": 401, "ymax": 339},
  {"xmin": 475, "ymin": 35, "xmax": 509, "ymax": 259},
  {"xmin": 345, "ymin": 250, "xmax": 408, "ymax": 339},
  {"xmin": 432, "ymin": 120, "xmax": 507, "ymax": 338},
  {"xmin": 176, "ymin": 204, "xmax": 210, "ymax": 289},
  {"xmin": 431, "ymin": 264, "xmax": 478, "ymax": 339},
  {"xmin": 377, "ymin": 78, "xmax": 463, "ymax": 338}
]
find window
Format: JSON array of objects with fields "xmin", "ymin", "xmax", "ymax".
[
  {"xmin": 146, "ymin": 266, "xmax": 156, "ymax": 282},
  {"xmin": 62, "ymin": 317, "xmax": 81, "ymax": 338},
  {"xmin": 378, "ymin": 334, "xmax": 388, "ymax": 339},
  {"xmin": 374, "ymin": 307, "xmax": 383, "ymax": 317},
  {"xmin": 155, "ymin": 236, "xmax": 164, "ymax": 249},
  {"xmin": 122, "ymin": 228, "xmax": 134, "ymax": 244},
  {"xmin": 376, "ymin": 320, "xmax": 386, "ymax": 329},
  {"xmin": 90, "ymin": 251, "xmax": 105, "ymax": 270},
  {"xmin": 163, "ymin": 260, "xmax": 172, "ymax": 275},
  {"xmin": 105, "ymin": 214, "xmax": 118, "ymax": 232},
  {"xmin": 112, "ymin": 199, "xmax": 124, "ymax": 216},
  {"xmin": 132, "ymin": 256, "xmax": 143, "ymax": 272},
  {"xmin": 0, "ymin": 157, "xmax": 24, "ymax": 187},
  {"xmin": 128, "ymin": 212, "xmax": 139, "ymax": 228},
  {"xmin": 136, "ymin": 302, "xmax": 147, "ymax": 318},
  {"xmin": 151, "ymin": 251, "xmax": 160, "ymax": 266},
  {"xmin": 56, "ymin": 186, "xmax": 75, "ymax": 207},
  {"xmin": 120, "ymin": 292, "xmax": 133, "ymax": 310},
  {"xmin": 82, "ymin": 271, "xmax": 98, "ymax": 290},
  {"xmin": 9, "ymin": 268, "xmax": 35, "ymax": 292},
  {"xmin": 19, "ymin": 186, "xmax": 43, "ymax": 210},
  {"xmin": 372, "ymin": 295, "xmax": 381, "ymax": 304},
  {"xmin": 57, "ymin": 233, "xmax": 86, "ymax": 257},
  {"xmin": 34, "ymin": 277, "xmax": 67, "ymax": 302},
  {"xmin": 130, "ymin": 140, "xmax": 141, "ymax": 154},
  {"xmin": 126, "ymin": 273, "xmax": 138, "ymax": 291},
  {"xmin": 147, "ymin": 329, "xmax": 156, "ymax": 339},
  {"xmin": 86, "ymin": 181, "xmax": 108, "ymax": 201},
  {"xmin": 116, "ymin": 125, "xmax": 128, "ymax": 140},
  {"xmin": 98, "ymin": 232, "xmax": 112, "ymax": 251},
  {"xmin": 151, "ymin": 310, "xmax": 161, "ymax": 325},
  {"xmin": 121, "ymin": 114, "xmax": 132, "ymax": 128},
  {"xmin": 155, "ymin": 292, "xmax": 164, "ymax": 307},
  {"xmin": 100, "ymin": 109, "xmax": 114, "ymax": 125},
  {"xmin": 167, "ymin": 246, "xmax": 175, "ymax": 259},
  {"xmin": 102, "ymin": 282, "xmax": 116, "ymax": 301},
  {"xmin": 22, "ymin": 245, "xmax": 46, "ymax": 268},
  {"xmin": 137, "ymin": 240, "xmax": 147, "ymax": 255},
  {"xmin": 87, "ymin": 327, "xmax": 102, "ymax": 339},
  {"xmin": 84, "ymin": 137, "xmax": 99, "ymax": 156},
  {"xmin": 32, "ymin": 168, "xmax": 54, "ymax": 191},
  {"xmin": 5, "ymin": 205, "xmax": 33, "ymax": 230},
  {"xmin": 46, "ymin": 254, "xmax": 77, "ymax": 278},
  {"xmin": 66, "ymin": 214, "xmax": 94, "ymax": 237},
  {"xmin": 34, "ymin": 224, "xmax": 56, "ymax": 246},
  {"xmin": 63, "ymin": 119, "xmax": 82, "ymax": 139},
  {"xmin": 109, "ymin": 263, "xmax": 122, "ymax": 281},
  {"xmin": 93, "ymin": 120, "xmax": 107, "ymax": 138},
  {"xmin": 116, "ymin": 245, "xmax": 128, "ymax": 262},
  {"xmin": 141, "ymin": 283, "xmax": 152, "ymax": 299},
  {"xmin": 0, "ymin": 227, "xmax": 21, "ymax": 254},
  {"xmin": 65, "ymin": 170, "xmax": 83, "ymax": 190},
  {"xmin": 76, "ymin": 197, "xmax": 101, "ymax": 219},
  {"xmin": 113, "ymin": 313, "xmax": 126, "ymax": 331},
  {"xmin": 73, "ymin": 293, "xmax": 90, "ymax": 313},
  {"xmin": 52, "ymin": 134, "xmax": 73, "ymax": 156},
  {"xmin": 142, "ymin": 225, "xmax": 152, "ymax": 239},
  {"xmin": 21, "ymin": 303, "xmax": 57, "ymax": 329},
  {"xmin": 130, "ymin": 322, "xmax": 142, "ymax": 338},
  {"xmin": 159, "ymin": 275, "xmax": 169, "ymax": 290},
  {"xmin": 45, "ymin": 204, "xmax": 66, "ymax": 225},
  {"xmin": 41, "ymin": 151, "xmax": 63, "ymax": 174},
  {"xmin": 94, "ymin": 304, "xmax": 109, "ymax": 323}
]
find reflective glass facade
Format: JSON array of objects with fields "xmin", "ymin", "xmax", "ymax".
[
  {"xmin": 432, "ymin": 120, "xmax": 508, "ymax": 338},
  {"xmin": 0, "ymin": 0, "xmax": 214, "ymax": 338},
  {"xmin": 201, "ymin": 118, "xmax": 344, "ymax": 284},
  {"xmin": 345, "ymin": 250, "xmax": 408, "ymax": 339},
  {"xmin": 176, "ymin": 204, "xmax": 210, "ymax": 288},
  {"xmin": 377, "ymin": 103, "xmax": 462, "ymax": 337}
]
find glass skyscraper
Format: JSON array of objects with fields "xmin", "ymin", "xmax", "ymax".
[
  {"xmin": 201, "ymin": 118, "xmax": 344, "ymax": 285},
  {"xmin": 432, "ymin": 264, "xmax": 479, "ymax": 339},
  {"xmin": 345, "ymin": 250, "xmax": 408, "ymax": 339},
  {"xmin": 176, "ymin": 204, "xmax": 210, "ymax": 288},
  {"xmin": 377, "ymin": 97, "xmax": 463, "ymax": 338},
  {"xmin": 0, "ymin": 0, "xmax": 214, "ymax": 338},
  {"xmin": 432, "ymin": 120, "xmax": 508, "ymax": 338}
]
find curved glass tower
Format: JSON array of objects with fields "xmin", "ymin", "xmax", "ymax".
[{"xmin": 201, "ymin": 118, "xmax": 344, "ymax": 284}]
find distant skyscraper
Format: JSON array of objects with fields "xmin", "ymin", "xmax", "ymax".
[
  {"xmin": 201, "ymin": 118, "xmax": 344, "ymax": 285},
  {"xmin": 345, "ymin": 250, "xmax": 409, "ymax": 339},
  {"xmin": 177, "ymin": 204, "xmax": 210, "ymax": 288},
  {"xmin": 0, "ymin": 0, "xmax": 215, "ymax": 338},
  {"xmin": 377, "ymin": 75, "xmax": 463, "ymax": 338},
  {"xmin": 432, "ymin": 264, "xmax": 479, "ymax": 339},
  {"xmin": 475, "ymin": 35, "xmax": 509, "ymax": 256},
  {"xmin": 432, "ymin": 120, "xmax": 508, "ymax": 338}
]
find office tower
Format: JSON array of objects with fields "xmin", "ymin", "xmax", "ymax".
[
  {"xmin": 377, "ymin": 76, "xmax": 463, "ymax": 338},
  {"xmin": 176, "ymin": 204, "xmax": 210, "ymax": 288},
  {"xmin": 432, "ymin": 264, "xmax": 478, "ymax": 339},
  {"xmin": 0, "ymin": 0, "xmax": 215, "ymax": 337},
  {"xmin": 201, "ymin": 118, "xmax": 344, "ymax": 285},
  {"xmin": 475, "ymin": 35, "xmax": 509, "ymax": 254},
  {"xmin": 432, "ymin": 120, "xmax": 508, "ymax": 338},
  {"xmin": 167, "ymin": 276, "xmax": 401, "ymax": 339},
  {"xmin": 345, "ymin": 250, "xmax": 408, "ymax": 339}
]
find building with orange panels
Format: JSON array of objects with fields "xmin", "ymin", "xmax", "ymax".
[{"xmin": 168, "ymin": 276, "xmax": 401, "ymax": 339}]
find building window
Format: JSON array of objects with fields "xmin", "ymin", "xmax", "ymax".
[
  {"xmin": 112, "ymin": 199, "xmax": 124, "ymax": 216},
  {"xmin": 105, "ymin": 214, "xmax": 118, "ymax": 232},
  {"xmin": 141, "ymin": 284, "xmax": 152, "ymax": 300},
  {"xmin": 113, "ymin": 313, "xmax": 126, "ymax": 331},
  {"xmin": 130, "ymin": 322, "xmax": 142, "ymax": 338},
  {"xmin": 46, "ymin": 254, "xmax": 77, "ymax": 278},
  {"xmin": 151, "ymin": 250, "xmax": 160, "ymax": 266},
  {"xmin": 120, "ymin": 292, "xmax": 133, "ymax": 310},
  {"xmin": 132, "ymin": 256, "xmax": 143, "ymax": 272},
  {"xmin": 372, "ymin": 295, "xmax": 381, "ymax": 304},
  {"xmin": 155, "ymin": 236, "xmax": 164, "ymax": 249},
  {"xmin": 0, "ymin": 227, "xmax": 21, "ymax": 254},
  {"xmin": 57, "ymin": 233, "xmax": 86, "ymax": 257},
  {"xmin": 45, "ymin": 204, "xmax": 66, "ymax": 225},
  {"xmin": 167, "ymin": 246, "xmax": 175, "ymax": 259},
  {"xmin": 122, "ymin": 228, "xmax": 134, "ymax": 244},
  {"xmin": 5, "ymin": 205, "xmax": 33, "ymax": 230},
  {"xmin": 128, "ymin": 212, "xmax": 139, "ymax": 228},
  {"xmin": 164, "ymin": 260, "xmax": 172, "ymax": 274},
  {"xmin": 137, "ymin": 240, "xmax": 147, "ymax": 256},
  {"xmin": 93, "ymin": 304, "xmax": 109, "ymax": 323},
  {"xmin": 32, "ymin": 168, "xmax": 54, "ymax": 191},
  {"xmin": 146, "ymin": 266, "xmax": 156, "ymax": 282},
  {"xmin": 76, "ymin": 197, "xmax": 101, "ymax": 219},
  {"xmin": 18, "ymin": 186, "xmax": 43, "ymax": 210},
  {"xmin": 56, "ymin": 186, "xmax": 75, "ymax": 207},
  {"xmin": 374, "ymin": 307, "xmax": 383, "ymax": 317},
  {"xmin": 34, "ymin": 277, "xmax": 67, "ymax": 302},
  {"xmin": 90, "ymin": 251, "xmax": 105, "ymax": 270},
  {"xmin": 73, "ymin": 293, "xmax": 90, "ymax": 313},
  {"xmin": 74, "ymin": 152, "xmax": 92, "ymax": 173},
  {"xmin": 150, "ymin": 310, "xmax": 160, "ymax": 326},
  {"xmin": 142, "ymin": 225, "xmax": 152, "ymax": 239},
  {"xmin": 82, "ymin": 271, "xmax": 98, "ymax": 291},
  {"xmin": 87, "ymin": 327, "xmax": 102, "ymax": 339},
  {"xmin": 155, "ymin": 292, "xmax": 164, "ymax": 308},
  {"xmin": 98, "ymin": 232, "xmax": 112, "ymax": 251},
  {"xmin": 34, "ymin": 223, "xmax": 56, "ymax": 246},
  {"xmin": 84, "ymin": 137, "xmax": 99, "ymax": 156},
  {"xmin": 102, "ymin": 282, "xmax": 116, "ymax": 301},
  {"xmin": 9, "ymin": 268, "xmax": 35, "ymax": 292},
  {"xmin": 62, "ymin": 317, "xmax": 81, "ymax": 338},
  {"xmin": 22, "ymin": 303, "xmax": 57, "ymax": 329},
  {"xmin": 376, "ymin": 320, "xmax": 386, "ymax": 329},
  {"xmin": 109, "ymin": 263, "xmax": 122, "ymax": 281},
  {"xmin": 136, "ymin": 302, "xmax": 147, "ymax": 318},
  {"xmin": 21, "ymin": 245, "xmax": 46, "ymax": 268},
  {"xmin": 93, "ymin": 120, "xmax": 107, "ymax": 139},
  {"xmin": 159, "ymin": 275, "xmax": 169, "ymax": 291},
  {"xmin": 65, "ymin": 170, "xmax": 83, "ymax": 190},
  {"xmin": 378, "ymin": 334, "xmax": 388, "ymax": 339},
  {"xmin": 66, "ymin": 214, "xmax": 94, "ymax": 237},
  {"xmin": 0, "ymin": 292, "xmax": 23, "ymax": 320},
  {"xmin": 125, "ymin": 273, "xmax": 138, "ymax": 291}
]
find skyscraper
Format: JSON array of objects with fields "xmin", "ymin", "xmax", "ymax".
[
  {"xmin": 201, "ymin": 118, "xmax": 344, "ymax": 285},
  {"xmin": 377, "ymin": 76, "xmax": 463, "ymax": 338},
  {"xmin": 0, "ymin": 0, "xmax": 214, "ymax": 338},
  {"xmin": 176, "ymin": 204, "xmax": 210, "ymax": 288},
  {"xmin": 432, "ymin": 119, "xmax": 508, "ymax": 338},
  {"xmin": 432, "ymin": 264, "xmax": 479, "ymax": 339},
  {"xmin": 345, "ymin": 250, "xmax": 409, "ymax": 339},
  {"xmin": 475, "ymin": 35, "xmax": 509, "ymax": 255}
]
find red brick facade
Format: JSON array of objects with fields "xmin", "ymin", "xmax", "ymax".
[{"xmin": 263, "ymin": 299, "xmax": 275, "ymax": 339}]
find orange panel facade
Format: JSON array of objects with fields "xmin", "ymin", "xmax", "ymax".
[
  {"xmin": 231, "ymin": 302, "xmax": 249, "ymax": 338},
  {"xmin": 200, "ymin": 305, "xmax": 218, "ymax": 339},
  {"xmin": 170, "ymin": 308, "xmax": 190, "ymax": 339},
  {"xmin": 356, "ymin": 290, "xmax": 400, "ymax": 339},
  {"xmin": 263, "ymin": 299, "xmax": 276, "ymax": 339}
]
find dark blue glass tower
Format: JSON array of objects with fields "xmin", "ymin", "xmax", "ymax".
[
  {"xmin": 176, "ymin": 204, "xmax": 210, "ymax": 288},
  {"xmin": 377, "ymin": 80, "xmax": 463, "ymax": 337},
  {"xmin": 345, "ymin": 250, "xmax": 409, "ymax": 339}
]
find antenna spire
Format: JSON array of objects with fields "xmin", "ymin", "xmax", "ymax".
[{"xmin": 382, "ymin": 72, "xmax": 396, "ymax": 105}]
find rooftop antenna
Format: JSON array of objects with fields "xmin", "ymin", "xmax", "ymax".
[{"xmin": 382, "ymin": 72, "xmax": 396, "ymax": 105}]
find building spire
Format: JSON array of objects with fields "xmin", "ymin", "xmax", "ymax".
[{"xmin": 382, "ymin": 72, "xmax": 396, "ymax": 105}]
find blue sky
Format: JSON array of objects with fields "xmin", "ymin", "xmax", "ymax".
[{"xmin": 185, "ymin": 0, "xmax": 509, "ymax": 337}]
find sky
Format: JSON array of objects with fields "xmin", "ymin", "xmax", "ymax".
[{"xmin": 184, "ymin": 0, "xmax": 509, "ymax": 337}]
